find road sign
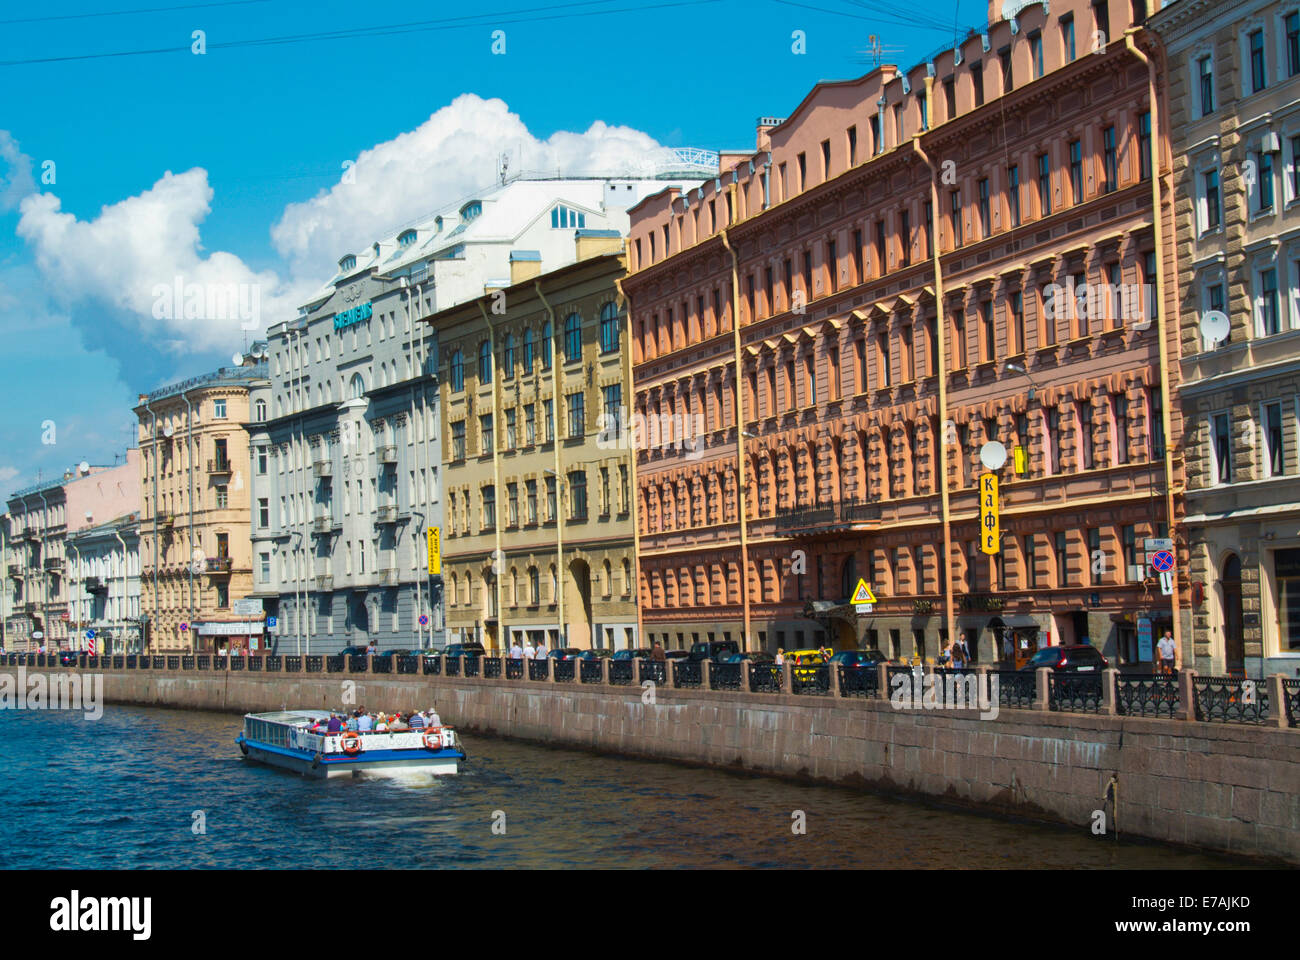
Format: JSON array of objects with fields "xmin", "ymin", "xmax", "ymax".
[
  {"xmin": 85, "ymin": 630, "xmax": 95, "ymax": 640},
  {"xmin": 1013, "ymin": 445, "xmax": 1027, "ymax": 475},
  {"xmin": 266, "ymin": 616, "xmax": 278, "ymax": 629},
  {"xmin": 427, "ymin": 527, "xmax": 441, "ymax": 576},
  {"xmin": 979, "ymin": 473, "xmax": 1000, "ymax": 554},
  {"xmin": 854, "ymin": 603, "xmax": 874, "ymax": 614},
  {"xmin": 1144, "ymin": 538, "xmax": 1173, "ymax": 552},
  {"xmin": 1160, "ymin": 571, "xmax": 1175, "ymax": 596},
  {"xmin": 419, "ymin": 614, "xmax": 429, "ymax": 626},
  {"xmin": 850, "ymin": 578, "xmax": 877, "ymax": 605},
  {"xmin": 88, "ymin": 637, "xmax": 96, "ymax": 655},
  {"xmin": 1150, "ymin": 550, "xmax": 1175, "ymax": 573},
  {"xmin": 180, "ymin": 623, "xmax": 189, "ymax": 632}
]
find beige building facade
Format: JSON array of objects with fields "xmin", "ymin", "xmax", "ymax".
[
  {"xmin": 429, "ymin": 239, "xmax": 639, "ymax": 653},
  {"xmin": 134, "ymin": 362, "xmax": 268, "ymax": 653},
  {"xmin": 1156, "ymin": 0, "xmax": 1300, "ymax": 677}
]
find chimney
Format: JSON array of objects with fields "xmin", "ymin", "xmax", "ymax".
[
  {"xmin": 574, "ymin": 229, "xmax": 623, "ymax": 261},
  {"xmin": 755, "ymin": 116, "xmax": 786, "ymax": 152},
  {"xmin": 509, "ymin": 250, "xmax": 542, "ymax": 285}
]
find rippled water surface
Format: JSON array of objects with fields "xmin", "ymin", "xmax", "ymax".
[{"xmin": 0, "ymin": 705, "xmax": 1248, "ymax": 869}]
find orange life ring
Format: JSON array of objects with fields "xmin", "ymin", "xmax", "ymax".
[
  {"xmin": 423, "ymin": 728, "xmax": 442, "ymax": 750},
  {"xmin": 341, "ymin": 731, "xmax": 362, "ymax": 756}
]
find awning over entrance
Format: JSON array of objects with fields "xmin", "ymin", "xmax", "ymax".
[{"xmin": 989, "ymin": 615, "xmax": 1039, "ymax": 629}]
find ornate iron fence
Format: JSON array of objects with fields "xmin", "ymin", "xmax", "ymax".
[
  {"xmin": 711, "ymin": 661, "xmax": 742, "ymax": 690},
  {"xmin": 196, "ymin": 655, "xmax": 210, "ymax": 670},
  {"xmin": 991, "ymin": 670, "xmax": 1036, "ymax": 708},
  {"xmin": 371, "ymin": 655, "xmax": 392, "ymax": 674},
  {"xmin": 152, "ymin": 656, "xmax": 165, "ymax": 669},
  {"xmin": 1194, "ymin": 676, "xmax": 1270, "ymax": 724},
  {"xmin": 325, "ymin": 655, "xmax": 345, "ymax": 673},
  {"xmin": 928, "ymin": 669, "xmax": 987, "ymax": 708},
  {"xmin": 348, "ymin": 655, "xmax": 368, "ymax": 673},
  {"xmin": 638, "ymin": 660, "xmax": 666, "ymax": 685},
  {"xmin": 527, "ymin": 659, "xmax": 549, "ymax": 681},
  {"xmin": 1048, "ymin": 673, "xmax": 1103, "ymax": 713},
  {"xmin": 554, "ymin": 660, "xmax": 575, "ymax": 682},
  {"xmin": 464, "ymin": 656, "xmax": 481, "ymax": 678},
  {"xmin": 673, "ymin": 660, "xmax": 702, "ymax": 688},
  {"xmin": 230, "ymin": 656, "xmax": 244, "ymax": 671},
  {"xmin": 181, "ymin": 655, "xmax": 194, "ymax": 670},
  {"xmin": 1285, "ymin": 679, "xmax": 1300, "ymax": 728},
  {"xmin": 608, "ymin": 660, "xmax": 633, "ymax": 685},
  {"xmin": 423, "ymin": 656, "xmax": 442, "ymax": 676},
  {"xmin": 113, "ymin": 655, "xmax": 125, "ymax": 669},
  {"xmin": 580, "ymin": 660, "xmax": 603, "ymax": 683},
  {"xmin": 505, "ymin": 659, "xmax": 524, "ymax": 680},
  {"xmin": 284, "ymin": 655, "xmax": 301, "ymax": 672},
  {"xmin": 304, "ymin": 655, "xmax": 322, "ymax": 673},
  {"xmin": 125, "ymin": 655, "xmax": 136, "ymax": 669},
  {"xmin": 1116, "ymin": 674, "xmax": 1180, "ymax": 719},
  {"xmin": 264, "ymin": 655, "xmax": 281, "ymax": 672},
  {"xmin": 749, "ymin": 663, "xmax": 783, "ymax": 693},
  {"xmin": 247, "ymin": 656, "xmax": 262, "ymax": 672},
  {"xmin": 445, "ymin": 656, "xmax": 462, "ymax": 678},
  {"xmin": 483, "ymin": 658, "xmax": 502, "ymax": 679},
  {"xmin": 791, "ymin": 664, "xmax": 831, "ymax": 696},
  {"xmin": 838, "ymin": 665, "xmax": 879, "ymax": 698},
  {"xmin": 396, "ymin": 656, "xmax": 420, "ymax": 675}
]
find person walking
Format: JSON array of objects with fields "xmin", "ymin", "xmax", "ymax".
[
  {"xmin": 650, "ymin": 639, "xmax": 666, "ymax": 661},
  {"xmin": 509, "ymin": 637, "xmax": 524, "ymax": 659},
  {"xmin": 1157, "ymin": 630, "xmax": 1176, "ymax": 675},
  {"xmin": 775, "ymin": 648, "xmax": 785, "ymax": 666},
  {"xmin": 534, "ymin": 637, "xmax": 548, "ymax": 659},
  {"xmin": 523, "ymin": 638, "xmax": 536, "ymax": 660}
]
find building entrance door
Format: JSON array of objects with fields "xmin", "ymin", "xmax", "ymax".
[{"xmin": 1222, "ymin": 554, "xmax": 1244, "ymax": 672}]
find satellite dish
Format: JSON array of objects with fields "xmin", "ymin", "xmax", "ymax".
[
  {"xmin": 232, "ymin": 352, "xmax": 244, "ymax": 366},
  {"xmin": 78, "ymin": 460, "xmax": 90, "ymax": 474},
  {"xmin": 979, "ymin": 440, "xmax": 1008, "ymax": 471},
  {"xmin": 84, "ymin": 510, "xmax": 93, "ymax": 521},
  {"xmin": 163, "ymin": 425, "xmax": 174, "ymax": 438},
  {"xmin": 1199, "ymin": 310, "xmax": 1230, "ymax": 345}
]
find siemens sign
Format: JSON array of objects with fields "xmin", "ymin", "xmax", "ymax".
[{"xmin": 333, "ymin": 301, "xmax": 373, "ymax": 331}]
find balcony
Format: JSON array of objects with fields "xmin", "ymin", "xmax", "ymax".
[
  {"xmin": 379, "ymin": 568, "xmax": 399, "ymax": 586},
  {"xmin": 44, "ymin": 556, "xmax": 64, "ymax": 571},
  {"xmin": 7, "ymin": 564, "xmax": 21, "ymax": 578},
  {"xmin": 22, "ymin": 601, "xmax": 39, "ymax": 613},
  {"xmin": 316, "ymin": 575, "xmax": 334, "ymax": 591},
  {"xmin": 84, "ymin": 576, "xmax": 107, "ymax": 593},
  {"xmin": 207, "ymin": 458, "xmax": 233, "ymax": 476},
  {"xmin": 313, "ymin": 459, "xmax": 332, "ymax": 477},
  {"xmin": 153, "ymin": 511, "xmax": 174, "ymax": 528},
  {"xmin": 312, "ymin": 515, "xmax": 332, "ymax": 533},
  {"xmin": 20, "ymin": 529, "xmax": 39, "ymax": 542},
  {"xmin": 769, "ymin": 497, "xmax": 882, "ymax": 534},
  {"xmin": 378, "ymin": 445, "xmax": 398, "ymax": 464},
  {"xmin": 205, "ymin": 556, "xmax": 233, "ymax": 574},
  {"xmin": 376, "ymin": 505, "xmax": 398, "ymax": 524}
]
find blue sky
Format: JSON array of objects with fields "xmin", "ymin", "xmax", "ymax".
[{"xmin": 0, "ymin": 0, "xmax": 987, "ymax": 493}]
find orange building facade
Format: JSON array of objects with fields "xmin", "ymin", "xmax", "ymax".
[{"xmin": 623, "ymin": 0, "xmax": 1185, "ymax": 665}]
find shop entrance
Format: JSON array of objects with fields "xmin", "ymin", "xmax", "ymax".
[{"xmin": 1222, "ymin": 554, "xmax": 1244, "ymax": 671}]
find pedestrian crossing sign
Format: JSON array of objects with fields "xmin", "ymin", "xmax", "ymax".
[{"xmin": 850, "ymin": 579, "xmax": 877, "ymax": 605}]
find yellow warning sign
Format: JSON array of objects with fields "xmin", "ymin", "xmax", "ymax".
[
  {"xmin": 980, "ymin": 473, "xmax": 1000, "ymax": 554},
  {"xmin": 427, "ymin": 527, "xmax": 441, "ymax": 575},
  {"xmin": 850, "ymin": 578, "xmax": 877, "ymax": 604}
]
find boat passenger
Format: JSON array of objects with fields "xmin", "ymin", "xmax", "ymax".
[
  {"xmin": 425, "ymin": 708, "xmax": 441, "ymax": 726},
  {"xmin": 357, "ymin": 712, "xmax": 374, "ymax": 733},
  {"xmin": 408, "ymin": 711, "xmax": 426, "ymax": 730},
  {"xmin": 344, "ymin": 713, "xmax": 359, "ymax": 732},
  {"xmin": 375, "ymin": 715, "xmax": 390, "ymax": 732},
  {"xmin": 326, "ymin": 713, "xmax": 343, "ymax": 734}
]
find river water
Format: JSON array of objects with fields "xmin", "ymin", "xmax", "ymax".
[{"xmin": 0, "ymin": 705, "xmax": 1249, "ymax": 869}]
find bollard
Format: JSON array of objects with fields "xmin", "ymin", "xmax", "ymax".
[
  {"xmin": 1267, "ymin": 674, "xmax": 1288, "ymax": 729},
  {"xmin": 740, "ymin": 659, "xmax": 752, "ymax": 691},
  {"xmin": 600, "ymin": 656, "xmax": 610, "ymax": 686},
  {"xmin": 781, "ymin": 661, "xmax": 792, "ymax": 693},
  {"xmin": 365, "ymin": 653, "xmax": 374, "ymax": 674},
  {"xmin": 1101, "ymin": 667, "xmax": 1119, "ymax": 716},
  {"xmin": 828, "ymin": 660, "xmax": 840, "ymax": 696},
  {"xmin": 1178, "ymin": 669, "xmax": 1197, "ymax": 722},
  {"xmin": 1035, "ymin": 667, "xmax": 1051, "ymax": 711}
]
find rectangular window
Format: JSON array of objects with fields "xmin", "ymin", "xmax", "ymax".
[
  {"xmin": 1011, "ymin": 291, "xmax": 1025, "ymax": 355},
  {"xmin": 507, "ymin": 483, "xmax": 519, "ymax": 527},
  {"xmin": 978, "ymin": 178, "xmax": 991, "ymax": 236},
  {"xmin": 980, "ymin": 300, "xmax": 995, "ymax": 363},
  {"xmin": 924, "ymin": 201, "xmax": 934, "ymax": 258},
  {"xmin": 569, "ymin": 470, "xmax": 588, "ymax": 520},
  {"xmin": 803, "ymin": 250, "xmax": 814, "ymax": 296},
  {"xmin": 878, "ymin": 331, "xmax": 892, "ymax": 387},
  {"xmin": 1087, "ymin": 528, "xmax": 1101, "ymax": 586},
  {"xmin": 566, "ymin": 391, "xmax": 585, "ymax": 439},
  {"xmin": 1024, "ymin": 535, "xmax": 1038, "ymax": 588},
  {"xmin": 943, "ymin": 76, "xmax": 956, "ymax": 119},
  {"xmin": 848, "ymin": 125, "xmax": 858, "ymax": 165},
  {"xmin": 1150, "ymin": 388, "xmax": 1166, "ymax": 458},
  {"xmin": 875, "ymin": 220, "xmax": 887, "ymax": 276},
  {"xmin": 1079, "ymin": 403, "xmax": 1095, "ymax": 469},
  {"xmin": 480, "ymin": 414, "xmax": 493, "ymax": 454},
  {"xmin": 1261, "ymin": 267, "xmax": 1281, "ymax": 336},
  {"xmin": 999, "ymin": 45, "xmax": 1013, "ymax": 93},
  {"xmin": 1258, "ymin": 152, "xmax": 1275, "ymax": 213},
  {"xmin": 1055, "ymin": 530, "xmax": 1068, "ymax": 586},
  {"xmin": 1206, "ymin": 282, "xmax": 1227, "ymax": 348},
  {"xmin": 1198, "ymin": 55, "xmax": 1215, "ymax": 116},
  {"xmin": 1212, "ymin": 412, "xmax": 1233, "ymax": 484},
  {"xmin": 798, "ymin": 152, "xmax": 807, "ymax": 190},
  {"xmin": 1030, "ymin": 30, "xmax": 1044, "ymax": 78},
  {"xmin": 1265, "ymin": 400, "xmax": 1286, "ymax": 477},
  {"xmin": 482, "ymin": 485, "xmax": 496, "ymax": 530},
  {"xmin": 900, "ymin": 325, "xmax": 914, "ymax": 382},
  {"xmin": 950, "ymin": 189, "xmax": 963, "ymax": 248},
  {"xmin": 258, "ymin": 498, "xmax": 269, "ymax": 528},
  {"xmin": 1203, "ymin": 169, "xmax": 1221, "ymax": 232},
  {"xmin": 952, "ymin": 313, "xmax": 967, "ymax": 370},
  {"xmin": 899, "ymin": 210, "xmax": 911, "ymax": 267},
  {"xmin": 821, "ymin": 139, "xmax": 831, "ymax": 179},
  {"xmin": 1139, "ymin": 111, "xmax": 1152, "ymax": 181},
  {"xmin": 919, "ymin": 92, "xmax": 929, "ymax": 131},
  {"xmin": 1062, "ymin": 15, "xmax": 1076, "ymax": 61},
  {"xmin": 1250, "ymin": 29, "xmax": 1267, "ymax": 93},
  {"xmin": 1069, "ymin": 140, "xmax": 1083, "ymax": 204},
  {"xmin": 1102, "ymin": 125, "xmax": 1118, "ymax": 193},
  {"xmin": 1114, "ymin": 394, "xmax": 1130, "ymax": 465},
  {"xmin": 1037, "ymin": 152, "xmax": 1051, "ymax": 216},
  {"xmin": 216, "ymin": 484, "xmax": 228, "ymax": 509},
  {"xmin": 827, "ymin": 239, "xmax": 838, "ymax": 292},
  {"xmin": 1275, "ymin": 548, "xmax": 1300, "ymax": 651},
  {"xmin": 972, "ymin": 62, "xmax": 984, "ymax": 107},
  {"xmin": 1047, "ymin": 407, "xmax": 1062, "ymax": 473},
  {"xmin": 525, "ymin": 404, "xmax": 536, "ymax": 445},
  {"xmin": 544, "ymin": 398, "xmax": 554, "ymax": 442},
  {"xmin": 1289, "ymin": 11, "xmax": 1300, "ymax": 77},
  {"xmin": 1291, "ymin": 135, "xmax": 1300, "ymax": 200},
  {"xmin": 505, "ymin": 408, "xmax": 517, "ymax": 451},
  {"xmin": 851, "ymin": 231, "xmax": 863, "ymax": 283},
  {"xmin": 526, "ymin": 479, "xmax": 538, "ymax": 524},
  {"xmin": 1008, "ymin": 165, "xmax": 1020, "ymax": 227},
  {"xmin": 545, "ymin": 476, "xmax": 557, "ymax": 521}
]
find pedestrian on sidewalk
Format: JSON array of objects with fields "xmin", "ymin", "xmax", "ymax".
[
  {"xmin": 509, "ymin": 638, "xmax": 524, "ymax": 659},
  {"xmin": 650, "ymin": 640, "xmax": 666, "ymax": 661},
  {"xmin": 1157, "ymin": 630, "xmax": 1176, "ymax": 675},
  {"xmin": 534, "ymin": 637, "xmax": 548, "ymax": 659}
]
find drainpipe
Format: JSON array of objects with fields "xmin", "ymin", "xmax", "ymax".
[
  {"xmin": 912, "ymin": 87, "xmax": 959, "ymax": 663},
  {"xmin": 476, "ymin": 299, "xmax": 507, "ymax": 652},
  {"xmin": 67, "ymin": 538, "xmax": 81, "ymax": 649},
  {"xmin": 417, "ymin": 282, "xmax": 439, "ymax": 646},
  {"xmin": 535, "ymin": 282, "xmax": 565, "ymax": 650},
  {"xmin": 614, "ymin": 262, "xmax": 643, "ymax": 650},
  {"xmin": 718, "ymin": 223, "xmax": 752, "ymax": 651},
  {"xmin": 1125, "ymin": 28, "xmax": 1183, "ymax": 671},
  {"xmin": 143, "ymin": 398, "xmax": 159, "ymax": 654},
  {"xmin": 182, "ymin": 391, "xmax": 197, "ymax": 649},
  {"xmin": 37, "ymin": 489, "xmax": 51, "ymax": 647},
  {"xmin": 403, "ymin": 279, "xmax": 423, "ymax": 650},
  {"xmin": 113, "ymin": 525, "xmax": 129, "ymax": 655}
]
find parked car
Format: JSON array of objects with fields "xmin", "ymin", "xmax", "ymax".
[
  {"xmin": 546, "ymin": 647, "xmax": 588, "ymax": 660},
  {"xmin": 611, "ymin": 648, "xmax": 653, "ymax": 661},
  {"xmin": 440, "ymin": 642, "xmax": 486, "ymax": 659},
  {"xmin": 1018, "ymin": 645, "xmax": 1108, "ymax": 672},
  {"xmin": 783, "ymin": 648, "xmax": 829, "ymax": 681},
  {"xmin": 686, "ymin": 639, "xmax": 740, "ymax": 663},
  {"xmin": 828, "ymin": 649, "xmax": 893, "ymax": 669},
  {"xmin": 58, "ymin": 650, "xmax": 79, "ymax": 666},
  {"xmin": 339, "ymin": 645, "xmax": 369, "ymax": 658},
  {"xmin": 723, "ymin": 651, "xmax": 775, "ymax": 664},
  {"xmin": 663, "ymin": 650, "xmax": 691, "ymax": 660}
]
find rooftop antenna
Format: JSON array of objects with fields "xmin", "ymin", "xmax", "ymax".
[
  {"xmin": 854, "ymin": 34, "xmax": 904, "ymax": 67},
  {"xmin": 498, "ymin": 152, "xmax": 510, "ymax": 185}
]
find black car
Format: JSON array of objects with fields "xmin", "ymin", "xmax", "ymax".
[
  {"xmin": 611, "ymin": 648, "xmax": 653, "ymax": 661},
  {"xmin": 58, "ymin": 650, "xmax": 79, "ymax": 666},
  {"xmin": 663, "ymin": 650, "xmax": 691, "ymax": 661},
  {"xmin": 686, "ymin": 639, "xmax": 740, "ymax": 663},
  {"xmin": 828, "ymin": 649, "xmax": 893, "ymax": 668},
  {"xmin": 723, "ymin": 651, "xmax": 775, "ymax": 664},
  {"xmin": 441, "ymin": 642, "xmax": 486, "ymax": 659},
  {"xmin": 339, "ymin": 645, "xmax": 369, "ymax": 658},
  {"xmin": 1019, "ymin": 645, "xmax": 1109, "ymax": 672}
]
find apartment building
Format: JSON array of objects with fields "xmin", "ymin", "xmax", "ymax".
[
  {"xmin": 430, "ymin": 241, "xmax": 639, "ymax": 652},
  {"xmin": 623, "ymin": 0, "xmax": 1184, "ymax": 665},
  {"xmin": 135, "ymin": 363, "xmax": 266, "ymax": 653},
  {"xmin": 66, "ymin": 514, "xmax": 143, "ymax": 653},
  {"xmin": 1155, "ymin": 0, "xmax": 1300, "ymax": 676}
]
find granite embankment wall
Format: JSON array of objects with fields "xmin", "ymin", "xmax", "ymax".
[{"xmin": 93, "ymin": 668, "xmax": 1300, "ymax": 864}]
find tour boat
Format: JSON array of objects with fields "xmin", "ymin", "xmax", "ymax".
[{"xmin": 236, "ymin": 710, "xmax": 465, "ymax": 778}]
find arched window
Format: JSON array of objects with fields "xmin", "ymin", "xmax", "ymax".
[
  {"xmin": 448, "ymin": 573, "xmax": 458, "ymax": 606},
  {"xmin": 564, "ymin": 312, "xmax": 582, "ymax": 363},
  {"xmin": 599, "ymin": 302, "xmax": 620, "ymax": 354},
  {"xmin": 478, "ymin": 341, "xmax": 493, "ymax": 384},
  {"xmin": 448, "ymin": 349, "xmax": 464, "ymax": 391},
  {"xmin": 522, "ymin": 328, "xmax": 534, "ymax": 373},
  {"xmin": 460, "ymin": 201, "xmax": 482, "ymax": 222},
  {"xmin": 339, "ymin": 254, "xmax": 356, "ymax": 272},
  {"xmin": 841, "ymin": 555, "xmax": 856, "ymax": 603},
  {"xmin": 503, "ymin": 334, "xmax": 515, "ymax": 380},
  {"xmin": 541, "ymin": 320, "xmax": 553, "ymax": 369},
  {"xmin": 349, "ymin": 373, "xmax": 366, "ymax": 399},
  {"xmin": 397, "ymin": 229, "xmax": 417, "ymax": 247},
  {"xmin": 254, "ymin": 399, "xmax": 266, "ymax": 422}
]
